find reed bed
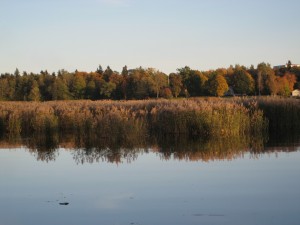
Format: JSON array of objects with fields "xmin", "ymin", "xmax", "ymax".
[
  {"xmin": 3, "ymin": 97, "xmax": 300, "ymax": 163},
  {"xmin": 237, "ymin": 96, "xmax": 300, "ymax": 136},
  {"xmin": 0, "ymin": 99, "xmax": 267, "ymax": 140}
]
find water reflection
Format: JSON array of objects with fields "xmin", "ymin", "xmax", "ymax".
[{"xmin": 1, "ymin": 132, "xmax": 299, "ymax": 164}]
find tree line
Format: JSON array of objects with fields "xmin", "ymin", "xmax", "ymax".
[{"xmin": 0, "ymin": 62, "xmax": 299, "ymax": 101}]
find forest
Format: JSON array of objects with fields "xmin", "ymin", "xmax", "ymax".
[{"xmin": 0, "ymin": 62, "xmax": 299, "ymax": 101}]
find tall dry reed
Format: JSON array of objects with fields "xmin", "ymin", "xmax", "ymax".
[
  {"xmin": 237, "ymin": 96, "xmax": 300, "ymax": 136},
  {"xmin": 0, "ymin": 99, "xmax": 267, "ymax": 140}
]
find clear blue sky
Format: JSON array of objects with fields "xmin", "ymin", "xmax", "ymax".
[{"xmin": 1, "ymin": 0, "xmax": 300, "ymax": 74}]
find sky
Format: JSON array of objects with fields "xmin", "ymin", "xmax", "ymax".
[{"xmin": 0, "ymin": 0, "xmax": 300, "ymax": 74}]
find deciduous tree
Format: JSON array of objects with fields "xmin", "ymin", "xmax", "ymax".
[
  {"xmin": 169, "ymin": 73, "xmax": 182, "ymax": 98},
  {"xmin": 207, "ymin": 74, "xmax": 229, "ymax": 97},
  {"xmin": 231, "ymin": 68, "xmax": 255, "ymax": 95}
]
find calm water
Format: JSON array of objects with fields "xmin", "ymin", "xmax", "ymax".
[{"xmin": 0, "ymin": 137, "xmax": 300, "ymax": 225}]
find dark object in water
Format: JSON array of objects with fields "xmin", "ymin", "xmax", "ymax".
[{"xmin": 59, "ymin": 202, "xmax": 69, "ymax": 205}]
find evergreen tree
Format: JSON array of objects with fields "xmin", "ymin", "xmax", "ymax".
[
  {"xmin": 96, "ymin": 65, "xmax": 104, "ymax": 75},
  {"xmin": 14, "ymin": 68, "xmax": 20, "ymax": 77},
  {"xmin": 103, "ymin": 66, "xmax": 113, "ymax": 82},
  {"xmin": 121, "ymin": 65, "xmax": 129, "ymax": 77}
]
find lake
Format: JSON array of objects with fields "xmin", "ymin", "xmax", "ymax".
[{"xmin": 0, "ymin": 135, "xmax": 300, "ymax": 225}]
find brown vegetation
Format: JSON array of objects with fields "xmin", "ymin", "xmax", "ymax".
[
  {"xmin": 237, "ymin": 96, "xmax": 300, "ymax": 135},
  {"xmin": 1, "ymin": 97, "xmax": 299, "ymax": 164},
  {"xmin": 0, "ymin": 98, "xmax": 267, "ymax": 140}
]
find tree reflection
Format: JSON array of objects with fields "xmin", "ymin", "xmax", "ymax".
[{"xmin": 0, "ymin": 132, "xmax": 299, "ymax": 164}]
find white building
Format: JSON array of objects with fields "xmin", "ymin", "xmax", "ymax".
[
  {"xmin": 273, "ymin": 63, "xmax": 300, "ymax": 70},
  {"xmin": 292, "ymin": 89, "xmax": 300, "ymax": 97}
]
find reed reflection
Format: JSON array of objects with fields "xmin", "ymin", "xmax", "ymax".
[
  {"xmin": 26, "ymin": 135, "xmax": 59, "ymax": 162},
  {"xmin": 153, "ymin": 135, "xmax": 265, "ymax": 161},
  {"xmin": 0, "ymin": 131, "xmax": 299, "ymax": 164}
]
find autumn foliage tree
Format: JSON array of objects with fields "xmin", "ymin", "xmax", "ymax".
[
  {"xmin": 169, "ymin": 73, "xmax": 182, "ymax": 98},
  {"xmin": 0, "ymin": 62, "xmax": 299, "ymax": 101},
  {"xmin": 207, "ymin": 73, "xmax": 229, "ymax": 97}
]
